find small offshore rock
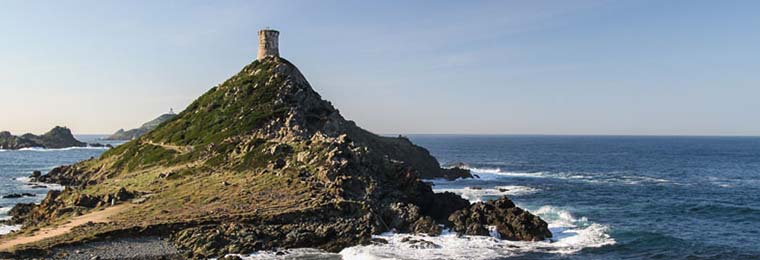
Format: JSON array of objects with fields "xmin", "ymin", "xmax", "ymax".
[
  {"xmin": 448, "ymin": 196, "xmax": 552, "ymax": 241},
  {"xmin": 2, "ymin": 193, "xmax": 35, "ymax": 199}
]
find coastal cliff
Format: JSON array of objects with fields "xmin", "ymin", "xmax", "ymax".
[
  {"xmin": 1, "ymin": 57, "xmax": 548, "ymax": 258},
  {"xmin": 0, "ymin": 127, "xmax": 85, "ymax": 150}
]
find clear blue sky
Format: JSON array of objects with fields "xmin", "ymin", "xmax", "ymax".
[{"xmin": 1, "ymin": 1, "xmax": 759, "ymax": 135}]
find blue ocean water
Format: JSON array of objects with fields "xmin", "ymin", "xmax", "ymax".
[
  {"xmin": 405, "ymin": 135, "xmax": 760, "ymax": 260},
  {"xmin": 0, "ymin": 135, "xmax": 119, "ymax": 233},
  {"xmin": 2, "ymin": 135, "xmax": 760, "ymax": 259}
]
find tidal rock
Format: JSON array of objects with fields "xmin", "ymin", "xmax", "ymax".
[
  {"xmin": 400, "ymin": 237, "xmax": 440, "ymax": 249},
  {"xmin": 448, "ymin": 196, "xmax": 552, "ymax": 241},
  {"xmin": 2, "ymin": 193, "xmax": 36, "ymax": 199}
]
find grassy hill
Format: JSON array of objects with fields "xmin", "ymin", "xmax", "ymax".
[{"xmin": 2, "ymin": 57, "xmax": 548, "ymax": 258}]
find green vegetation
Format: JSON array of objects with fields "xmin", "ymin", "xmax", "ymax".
[{"xmin": 147, "ymin": 59, "xmax": 288, "ymax": 147}]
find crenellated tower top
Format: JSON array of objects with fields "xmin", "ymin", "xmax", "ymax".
[{"xmin": 257, "ymin": 29, "xmax": 280, "ymax": 60}]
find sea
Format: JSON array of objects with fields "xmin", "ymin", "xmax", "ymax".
[{"xmin": 2, "ymin": 135, "xmax": 759, "ymax": 260}]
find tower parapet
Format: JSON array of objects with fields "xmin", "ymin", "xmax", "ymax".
[{"xmin": 257, "ymin": 29, "xmax": 280, "ymax": 60}]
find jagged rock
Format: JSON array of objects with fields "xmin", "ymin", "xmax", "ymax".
[
  {"xmin": 29, "ymin": 164, "xmax": 85, "ymax": 186},
  {"xmin": 3, "ymin": 203, "xmax": 35, "ymax": 225},
  {"xmin": 74, "ymin": 194, "xmax": 100, "ymax": 208},
  {"xmin": 420, "ymin": 192, "xmax": 471, "ymax": 225},
  {"xmin": 448, "ymin": 196, "xmax": 552, "ymax": 241},
  {"xmin": 400, "ymin": 237, "xmax": 440, "ymax": 249},
  {"xmin": 381, "ymin": 203, "xmax": 442, "ymax": 235},
  {"xmin": 114, "ymin": 187, "xmax": 134, "ymax": 201}
]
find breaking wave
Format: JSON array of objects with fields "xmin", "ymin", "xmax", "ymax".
[
  {"xmin": 15, "ymin": 146, "xmax": 109, "ymax": 152},
  {"xmin": 435, "ymin": 185, "xmax": 539, "ymax": 202},
  {"xmin": 463, "ymin": 167, "xmax": 669, "ymax": 185},
  {"xmin": 338, "ymin": 205, "xmax": 615, "ymax": 260},
  {"xmin": 336, "ymin": 185, "xmax": 614, "ymax": 260},
  {"xmin": 15, "ymin": 177, "xmax": 64, "ymax": 191},
  {"xmin": 0, "ymin": 224, "xmax": 21, "ymax": 235}
]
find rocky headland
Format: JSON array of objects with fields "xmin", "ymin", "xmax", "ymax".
[
  {"xmin": 106, "ymin": 113, "xmax": 177, "ymax": 141},
  {"xmin": 0, "ymin": 127, "xmax": 87, "ymax": 150},
  {"xmin": 0, "ymin": 46, "xmax": 548, "ymax": 258}
]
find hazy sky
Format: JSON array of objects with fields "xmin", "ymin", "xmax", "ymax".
[{"xmin": 1, "ymin": 1, "xmax": 759, "ymax": 135}]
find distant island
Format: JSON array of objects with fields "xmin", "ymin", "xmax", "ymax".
[
  {"xmin": 105, "ymin": 112, "xmax": 176, "ymax": 140},
  {"xmin": 0, "ymin": 126, "xmax": 88, "ymax": 150}
]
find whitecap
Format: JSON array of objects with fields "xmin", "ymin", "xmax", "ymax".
[
  {"xmin": 435, "ymin": 185, "xmax": 539, "ymax": 202},
  {"xmin": 467, "ymin": 167, "xmax": 547, "ymax": 179},
  {"xmin": 15, "ymin": 176, "xmax": 64, "ymax": 191},
  {"xmin": 444, "ymin": 166, "xmax": 669, "ymax": 186},
  {"xmin": 0, "ymin": 224, "xmax": 21, "ymax": 235}
]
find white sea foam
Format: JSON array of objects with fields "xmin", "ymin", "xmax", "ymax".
[
  {"xmin": 459, "ymin": 167, "xmax": 669, "ymax": 185},
  {"xmin": 233, "ymin": 248, "xmax": 341, "ymax": 259},
  {"xmin": 0, "ymin": 224, "xmax": 21, "ymax": 235},
  {"xmin": 15, "ymin": 176, "xmax": 64, "ymax": 191},
  {"xmin": 468, "ymin": 167, "xmax": 547, "ymax": 179},
  {"xmin": 230, "ymin": 203, "xmax": 616, "ymax": 260},
  {"xmin": 435, "ymin": 185, "xmax": 539, "ymax": 202},
  {"xmin": 17, "ymin": 146, "xmax": 109, "ymax": 152},
  {"xmin": 339, "ymin": 205, "xmax": 615, "ymax": 260}
]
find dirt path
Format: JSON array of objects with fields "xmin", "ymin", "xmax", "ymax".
[
  {"xmin": 144, "ymin": 141, "xmax": 192, "ymax": 154},
  {"xmin": 0, "ymin": 204, "xmax": 131, "ymax": 251}
]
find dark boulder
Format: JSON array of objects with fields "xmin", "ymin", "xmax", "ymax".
[
  {"xmin": 448, "ymin": 196, "xmax": 552, "ymax": 241},
  {"xmin": 74, "ymin": 194, "xmax": 101, "ymax": 208},
  {"xmin": 420, "ymin": 192, "xmax": 470, "ymax": 225},
  {"xmin": 3, "ymin": 203, "xmax": 36, "ymax": 225},
  {"xmin": 400, "ymin": 236, "xmax": 440, "ymax": 249},
  {"xmin": 381, "ymin": 203, "xmax": 442, "ymax": 236}
]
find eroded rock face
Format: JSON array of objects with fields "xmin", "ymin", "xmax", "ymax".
[
  {"xmin": 449, "ymin": 196, "xmax": 552, "ymax": 241},
  {"xmin": 171, "ymin": 203, "xmax": 374, "ymax": 258}
]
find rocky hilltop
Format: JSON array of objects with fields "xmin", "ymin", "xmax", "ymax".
[
  {"xmin": 1, "ymin": 56, "xmax": 548, "ymax": 258},
  {"xmin": 106, "ymin": 113, "xmax": 177, "ymax": 141},
  {"xmin": 0, "ymin": 126, "xmax": 86, "ymax": 150}
]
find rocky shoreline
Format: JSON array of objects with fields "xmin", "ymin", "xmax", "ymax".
[{"xmin": 0, "ymin": 127, "xmax": 111, "ymax": 150}]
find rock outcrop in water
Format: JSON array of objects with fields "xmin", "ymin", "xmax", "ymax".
[
  {"xmin": 2, "ymin": 43, "xmax": 547, "ymax": 258},
  {"xmin": 449, "ymin": 196, "xmax": 552, "ymax": 241},
  {"xmin": 106, "ymin": 113, "xmax": 177, "ymax": 141},
  {"xmin": 0, "ymin": 127, "xmax": 86, "ymax": 150}
]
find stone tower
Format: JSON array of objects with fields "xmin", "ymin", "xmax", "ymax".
[{"xmin": 257, "ymin": 29, "xmax": 280, "ymax": 60}]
